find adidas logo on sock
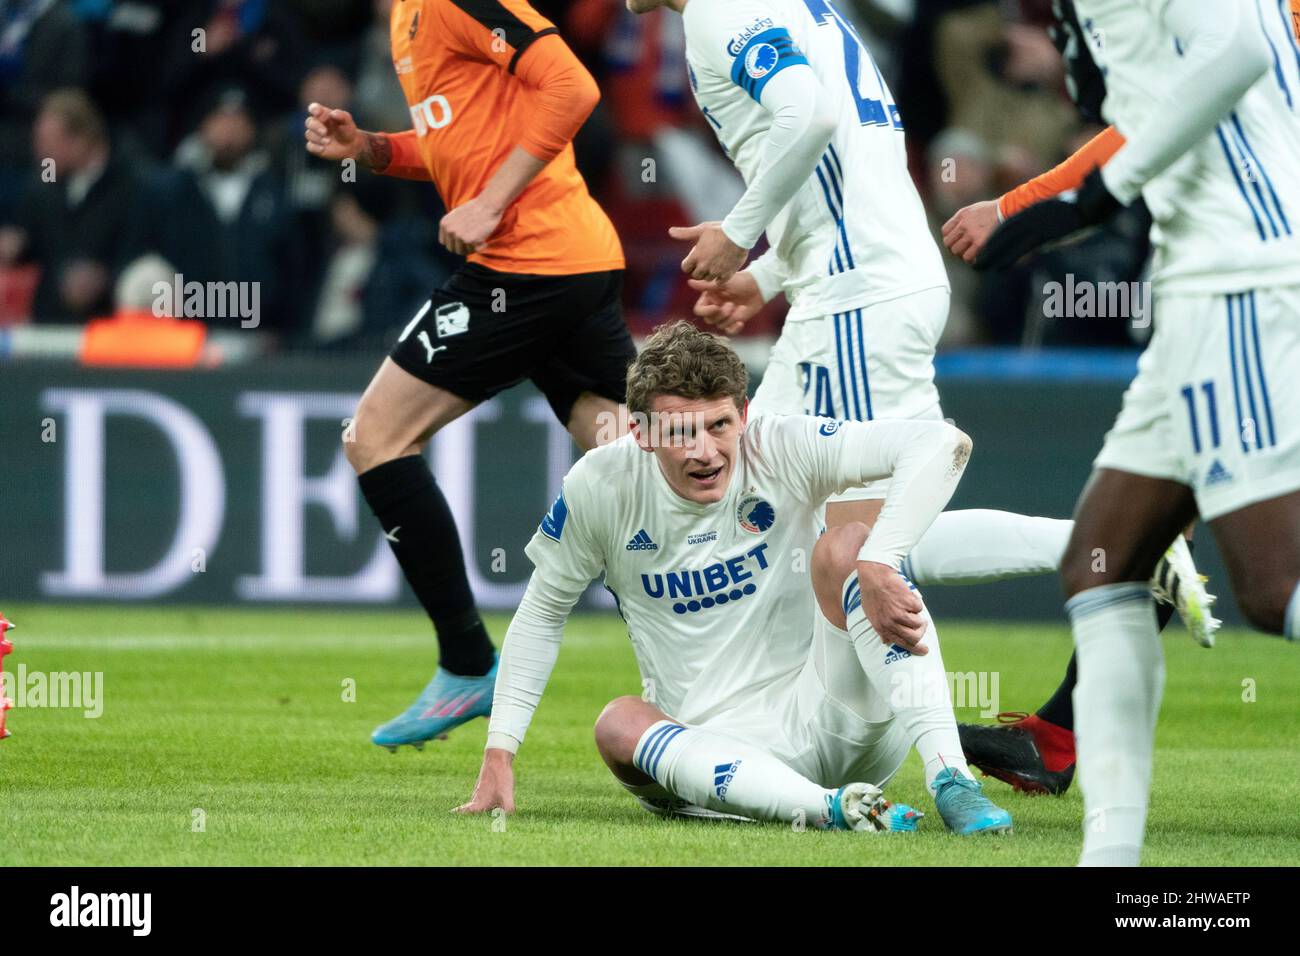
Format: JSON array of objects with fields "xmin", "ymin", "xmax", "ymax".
[
  {"xmin": 884, "ymin": 644, "xmax": 912, "ymax": 665},
  {"xmin": 626, "ymin": 529, "xmax": 659, "ymax": 551},
  {"xmin": 713, "ymin": 759, "xmax": 741, "ymax": 801}
]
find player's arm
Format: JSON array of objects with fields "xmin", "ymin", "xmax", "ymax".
[
  {"xmin": 436, "ymin": 0, "xmax": 601, "ymax": 254},
  {"xmin": 1098, "ymin": 0, "xmax": 1270, "ymax": 205},
  {"xmin": 762, "ymin": 416, "xmax": 972, "ymax": 646},
  {"xmin": 672, "ymin": 9, "xmax": 837, "ymax": 284},
  {"xmin": 303, "ymin": 105, "xmax": 433, "ymax": 180},
  {"xmin": 975, "ymin": 0, "xmax": 1272, "ymax": 270},
  {"xmin": 456, "ymin": 480, "xmax": 605, "ymax": 814},
  {"xmin": 942, "ymin": 126, "xmax": 1126, "ymax": 264},
  {"xmin": 455, "ymin": 571, "xmax": 583, "ymax": 814}
]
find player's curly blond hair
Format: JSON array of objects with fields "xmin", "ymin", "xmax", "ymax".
[{"xmin": 625, "ymin": 320, "xmax": 749, "ymax": 416}]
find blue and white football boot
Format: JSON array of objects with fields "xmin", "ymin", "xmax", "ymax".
[
  {"xmin": 829, "ymin": 782, "xmax": 923, "ymax": 832},
  {"xmin": 930, "ymin": 767, "xmax": 1013, "ymax": 834},
  {"xmin": 371, "ymin": 655, "xmax": 498, "ymax": 751}
]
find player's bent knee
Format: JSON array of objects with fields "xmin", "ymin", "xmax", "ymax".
[
  {"xmin": 593, "ymin": 696, "xmax": 660, "ymax": 766},
  {"xmin": 812, "ymin": 523, "xmax": 870, "ymax": 628},
  {"xmin": 812, "ymin": 522, "xmax": 869, "ymax": 573}
]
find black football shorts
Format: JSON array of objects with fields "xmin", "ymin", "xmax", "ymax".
[{"xmin": 389, "ymin": 263, "xmax": 635, "ymax": 424}]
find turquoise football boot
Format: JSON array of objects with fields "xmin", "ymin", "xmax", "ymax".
[
  {"xmin": 371, "ymin": 655, "xmax": 498, "ymax": 751},
  {"xmin": 930, "ymin": 767, "xmax": 1013, "ymax": 834}
]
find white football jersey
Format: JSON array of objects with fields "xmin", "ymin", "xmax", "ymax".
[
  {"xmin": 682, "ymin": 0, "xmax": 947, "ymax": 320},
  {"xmin": 523, "ymin": 414, "xmax": 882, "ymax": 726},
  {"xmin": 1078, "ymin": 0, "xmax": 1300, "ymax": 292}
]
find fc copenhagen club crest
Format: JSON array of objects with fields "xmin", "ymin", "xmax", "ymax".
[{"xmin": 737, "ymin": 495, "xmax": 775, "ymax": 534}]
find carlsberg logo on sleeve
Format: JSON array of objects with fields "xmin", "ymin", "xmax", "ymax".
[{"xmin": 50, "ymin": 886, "xmax": 151, "ymax": 936}]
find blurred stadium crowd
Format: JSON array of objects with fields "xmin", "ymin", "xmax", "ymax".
[{"xmin": 0, "ymin": 0, "xmax": 1150, "ymax": 356}]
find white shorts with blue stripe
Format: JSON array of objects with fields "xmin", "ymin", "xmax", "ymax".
[
  {"xmin": 1094, "ymin": 285, "xmax": 1300, "ymax": 521},
  {"xmin": 750, "ymin": 286, "xmax": 949, "ymax": 502}
]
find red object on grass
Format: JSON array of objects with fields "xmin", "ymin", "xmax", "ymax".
[{"xmin": 0, "ymin": 613, "xmax": 13, "ymax": 739}]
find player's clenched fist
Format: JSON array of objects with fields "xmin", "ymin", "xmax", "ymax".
[
  {"xmin": 439, "ymin": 196, "xmax": 505, "ymax": 256},
  {"xmin": 941, "ymin": 200, "xmax": 1000, "ymax": 264},
  {"xmin": 689, "ymin": 271, "xmax": 763, "ymax": 336},
  {"xmin": 304, "ymin": 102, "xmax": 375, "ymax": 166},
  {"xmin": 856, "ymin": 560, "xmax": 929, "ymax": 654},
  {"xmin": 454, "ymin": 747, "xmax": 517, "ymax": 815}
]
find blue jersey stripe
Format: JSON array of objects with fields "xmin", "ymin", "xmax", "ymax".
[
  {"xmin": 845, "ymin": 313, "xmax": 866, "ymax": 420},
  {"xmin": 1231, "ymin": 113, "xmax": 1291, "ymax": 235},
  {"xmin": 1227, "ymin": 120, "xmax": 1280, "ymax": 237},
  {"xmin": 1216, "ymin": 127, "xmax": 1268, "ymax": 241},
  {"xmin": 1258, "ymin": 0, "xmax": 1294, "ymax": 107},
  {"xmin": 1247, "ymin": 291, "xmax": 1278, "ymax": 446},
  {"xmin": 811, "ymin": 163, "xmax": 842, "ymax": 274}
]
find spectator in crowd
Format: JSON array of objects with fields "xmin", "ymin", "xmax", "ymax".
[
  {"xmin": 0, "ymin": 88, "xmax": 144, "ymax": 323},
  {"xmin": 899, "ymin": 0, "xmax": 1074, "ymax": 180},
  {"xmin": 926, "ymin": 127, "xmax": 997, "ymax": 347},
  {"xmin": 146, "ymin": 84, "xmax": 293, "ymax": 337},
  {"xmin": 80, "ymin": 252, "xmax": 211, "ymax": 367},
  {"xmin": 159, "ymin": 0, "xmax": 305, "ymax": 153},
  {"xmin": 351, "ymin": 0, "xmax": 412, "ymax": 136},
  {"xmin": 0, "ymin": 0, "xmax": 91, "ymax": 216}
]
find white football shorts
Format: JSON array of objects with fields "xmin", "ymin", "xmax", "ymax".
[
  {"xmin": 1094, "ymin": 285, "xmax": 1300, "ymax": 521},
  {"xmin": 750, "ymin": 286, "xmax": 949, "ymax": 502}
]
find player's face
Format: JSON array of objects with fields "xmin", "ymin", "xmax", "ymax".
[{"xmin": 637, "ymin": 394, "xmax": 746, "ymax": 504}]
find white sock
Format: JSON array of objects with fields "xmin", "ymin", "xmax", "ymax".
[
  {"xmin": 1067, "ymin": 582, "xmax": 1163, "ymax": 868},
  {"xmin": 901, "ymin": 510, "xmax": 1071, "ymax": 586},
  {"xmin": 633, "ymin": 720, "xmax": 837, "ymax": 828},
  {"xmin": 842, "ymin": 573, "xmax": 970, "ymax": 790},
  {"xmin": 1286, "ymin": 580, "xmax": 1300, "ymax": 641}
]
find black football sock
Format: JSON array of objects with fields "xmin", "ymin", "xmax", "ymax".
[
  {"xmin": 1034, "ymin": 650, "xmax": 1077, "ymax": 731},
  {"xmin": 358, "ymin": 455, "xmax": 496, "ymax": 677}
]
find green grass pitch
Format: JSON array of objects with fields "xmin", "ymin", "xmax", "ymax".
[{"xmin": 3, "ymin": 603, "xmax": 1297, "ymax": 866}]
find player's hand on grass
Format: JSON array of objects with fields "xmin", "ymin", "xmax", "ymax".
[
  {"xmin": 454, "ymin": 747, "xmax": 516, "ymax": 814},
  {"xmin": 856, "ymin": 560, "xmax": 929, "ymax": 654},
  {"xmin": 941, "ymin": 200, "xmax": 1000, "ymax": 264},
  {"xmin": 669, "ymin": 222, "xmax": 749, "ymax": 285},
  {"xmin": 689, "ymin": 271, "xmax": 763, "ymax": 336},
  {"xmin": 304, "ymin": 102, "xmax": 366, "ymax": 164},
  {"xmin": 439, "ymin": 195, "xmax": 505, "ymax": 256}
]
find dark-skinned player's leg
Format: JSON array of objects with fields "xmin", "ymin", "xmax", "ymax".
[
  {"xmin": 1062, "ymin": 469, "xmax": 1199, "ymax": 867},
  {"xmin": 960, "ymin": 526, "xmax": 1198, "ymax": 795},
  {"xmin": 1207, "ymin": 489, "xmax": 1300, "ymax": 636}
]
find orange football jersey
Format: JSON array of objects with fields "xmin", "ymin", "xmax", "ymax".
[{"xmin": 385, "ymin": 0, "xmax": 623, "ymax": 275}]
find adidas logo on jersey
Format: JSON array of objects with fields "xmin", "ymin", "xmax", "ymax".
[
  {"xmin": 1205, "ymin": 459, "xmax": 1235, "ymax": 487},
  {"xmin": 626, "ymin": 529, "xmax": 659, "ymax": 551}
]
